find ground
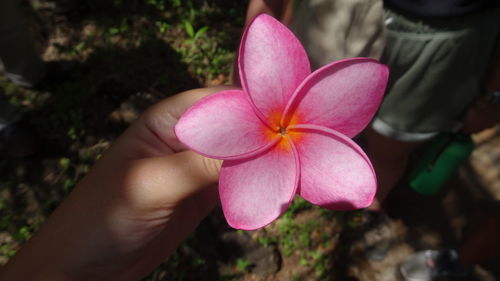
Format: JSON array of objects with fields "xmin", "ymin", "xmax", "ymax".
[{"xmin": 0, "ymin": 1, "xmax": 499, "ymax": 280}]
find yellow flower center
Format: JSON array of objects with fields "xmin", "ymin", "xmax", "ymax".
[
  {"xmin": 278, "ymin": 126, "xmax": 287, "ymax": 135},
  {"xmin": 261, "ymin": 110, "xmax": 304, "ymax": 152}
]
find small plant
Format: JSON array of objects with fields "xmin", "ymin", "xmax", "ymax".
[
  {"xmin": 286, "ymin": 196, "xmax": 311, "ymax": 216},
  {"xmin": 257, "ymin": 235, "xmax": 277, "ymax": 247},
  {"xmin": 156, "ymin": 21, "xmax": 170, "ymax": 33},
  {"xmin": 0, "ymin": 244, "xmax": 17, "ymax": 258},
  {"xmin": 235, "ymin": 258, "xmax": 252, "ymax": 272},
  {"xmin": 146, "ymin": 0, "xmax": 164, "ymax": 11},
  {"xmin": 59, "ymin": 157, "xmax": 71, "ymax": 169},
  {"xmin": 183, "ymin": 21, "xmax": 208, "ymax": 43},
  {"xmin": 13, "ymin": 226, "xmax": 32, "ymax": 242},
  {"xmin": 63, "ymin": 178, "xmax": 76, "ymax": 192},
  {"xmin": 191, "ymin": 257, "xmax": 206, "ymax": 266}
]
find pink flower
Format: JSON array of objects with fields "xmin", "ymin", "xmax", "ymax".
[{"xmin": 175, "ymin": 14, "xmax": 389, "ymax": 230}]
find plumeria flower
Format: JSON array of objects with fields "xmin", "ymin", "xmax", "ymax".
[{"xmin": 175, "ymin": 14, "xmax": 389, "ymax": 230}]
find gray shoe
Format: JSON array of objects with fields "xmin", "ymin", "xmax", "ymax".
[{"xmin": 400, "ymin": 249, "xmax": 469, "ymax": 281}]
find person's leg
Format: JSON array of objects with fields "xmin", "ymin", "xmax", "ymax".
[
  {"xmin": 0, "ymin": 0, "xmax": 45, "ymax": 87},
  {"xmin": 365, "ymin": 6, "xmax": 500, "ymax": 209},
  {"xmin": 363, "ymin": 127, "xmax": 423, "ymax": 210},
  {"xmin": 458, "ymin": 215, "xmax": 500, "ymax": 267}
]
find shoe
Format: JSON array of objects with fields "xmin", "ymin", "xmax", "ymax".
[{"xmin": 400, "ymin": 249, "xmax": 470, "ymax": 281}]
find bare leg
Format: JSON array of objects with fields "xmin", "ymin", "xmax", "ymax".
[
  {"xmin": 363, "ymin": 127, "xmax": 423, "ymax": 210},
  {"xmin": 458, "ymin": 215, "xmax": 500, "ymax": 267},
  {"xmin": 0, "ymin": 0, "xmax": 44, "ymax": 87}
]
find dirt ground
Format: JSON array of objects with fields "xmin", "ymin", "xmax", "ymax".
[{"xmin": 343, "ymin": 128, "xmax": 500, "ymax": 281}]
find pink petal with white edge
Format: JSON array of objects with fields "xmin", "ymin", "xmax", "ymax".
[
  {"xmin": 220, "ymin": 139, "xmax": 299, "ymax": 230},
  {"xmin": 290, "ymin": 124, "xmax": 376, "ymax": 210},
  {"xmin": 174, "ymin": 90, "xmax": 277, "ymax": 160},
  {"xmin": 239, "ymin": 14, "xmax": 310, "ymax": 125},
  {"xmin": 284, "ymin": 58, "xmax": 388, "ymax": 138}
]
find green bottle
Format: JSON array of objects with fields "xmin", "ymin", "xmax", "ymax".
[{"xmin": 409, "ymin": 133, "xmax": 474, "ymax": 196}]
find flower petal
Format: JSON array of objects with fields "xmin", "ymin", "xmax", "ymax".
[
  {"xmin": 174, "ymin": 90, "xmax": 277, "ymax": 160},
  {"xmin": 239, "ymin": 14, "xmax": 310, "ymax": 125},
  {"xmin": 220, "ymin": 138, "xmax": 299, "ymax": 230},
  {"xmin": 284, "ymin": 58, "xmax": 388, "ymax": 137},
  {"xmin": 289, "ymin": 124, "xmax": 376, "ymax": 210}
]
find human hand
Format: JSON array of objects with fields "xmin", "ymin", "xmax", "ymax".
[{"xmin": 0, "ymin": 86, "xmax": 234, "ymax": 281}]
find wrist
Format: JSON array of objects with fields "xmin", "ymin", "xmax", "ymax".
[
  {"xmin": 0, "ymin": 205, "xmax": 89, "ymax": 281},
  {"xmin": 0, "ymin": 259, "xmax": 75, "ymax": 281}
]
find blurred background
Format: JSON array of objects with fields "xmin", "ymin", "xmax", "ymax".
[{"xmin": 0, "ymin": 0, "xmax": 499, "ymax": 280}]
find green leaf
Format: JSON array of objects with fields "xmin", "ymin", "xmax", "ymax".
[
  {"xmin": 171, "ymin": 0, "xmax": 181, "ymax": 7},
  {"xmin": 236, "ymin": 258, "xmax": 252, "ymax": 272},
  {"xmin": 183, "ymin": 38, "xmax": 194, "ymax": 45},
  {"xmin": 184, "ymin": 21, "xmax": 194, "ymax": 38},
  {"xmin": 74, "ymin": 42, "xmax": 86, "ymax": 52},
  {"xmin": 194, "ymin": 26, "xmax": 209, "ymax": 40},
  {"xmin": 14, "ymin": 226, "xmax": 32, "ymax": 241},
  {"xmin": 108, "ymin": 27, "xmax": 120, "ymax": 35},
  {"xmin": 59, "ymin": 157, "xmax": 71, "ymax": 169}
]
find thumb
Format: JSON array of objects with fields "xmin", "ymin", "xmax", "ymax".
[{"xmin": 120, "ymin": 150, "xmax": 222, "ymax": 211}]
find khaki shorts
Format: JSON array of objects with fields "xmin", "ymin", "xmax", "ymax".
[
  {"xmin": 373, "ymin": 7, "xmax": 500, "ymax": 141},
  {"xmin": 291, "ymin": 0, "xmax": 385, "ymax": 69}
]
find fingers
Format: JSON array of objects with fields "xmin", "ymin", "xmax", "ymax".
[
  {"xmin": 91, "ymin": 86, "xmax": 235, "ymax": 210},
  {"xmin": 122, "ymin": 151, "xmax": 222, "ymax": 210},
  {"xmin": 141, "ymin": 86, "xmax": 238, "ymax": 153},
  {"xmin": 147, "ymin": 86, "xmax": 238, "ymax": 120},
  {"xmin": 110, "ymin": 86, "xmax": 239, "ymax": 159}
]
